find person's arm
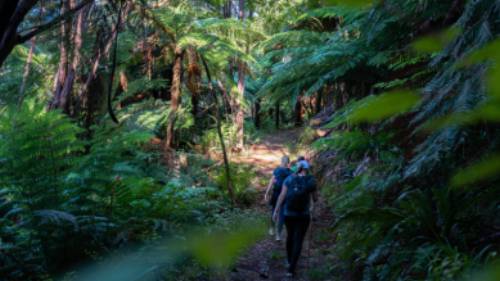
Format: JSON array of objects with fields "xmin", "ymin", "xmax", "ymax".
[
  {"xmin": 309, "ymin": 179, "xmax": 319, "ymax": 216},
  {"xmin": 264, "ymin": 176, "xmax": 275, "ymax": 202},
  {"xmin": 273, "ymin": 183, "xmax": 288, "ymax": 222},
  {"xmin": 312, "ymin": 190, "xmax": 318, "ymax": 202}
]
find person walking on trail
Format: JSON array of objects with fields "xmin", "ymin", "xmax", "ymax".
[
  {"xmin": 290, "ymin": 156, "xmax": 305, "ymax": 173},
  {"xmin": 264, "ymin": 155, "xmax": 292, "ymax": 241},
  {"xmin": 273, "ymin": 160, "xmax": 317, "ymax": 277}
]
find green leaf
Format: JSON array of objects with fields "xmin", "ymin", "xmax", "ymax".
[
  {"xmin": 346, "ymin": 90, "xmax": 420, "ymax": 123},
  {"xmin": 456, "ymin": 39, "xmax": 500, "ymax": 99},
  {"xmin": 451, "ymin": 154, "xmax": 500, "ymax": 187},
  {"xmin": 458, "ymin": 39, "xmax": 500, "ymax": 67},
  {"xmin": 412, "ymin": 27, "xmax": 461, "ymax": 54},
  {"xmin": 423, "ymin": 101, "xmax": 500, "ymax": 130},
  {"xmin": 325, "ymin": 0, "xmax": 374, "ymax": 8},
  {"xmin": 486, "ymin": 64, "xmax": 500, "ymax": 99},
  {"xmin": 464, "ymin": 261, "xmax": 500, "ymax": 281},
  {"xmin": 190, "ymin": 221, "xmax": 265, "ymax": 268}
]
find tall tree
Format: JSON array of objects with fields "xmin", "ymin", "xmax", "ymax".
[
  {"xmin": 50, "ymin": 0, "xmax": 72, "ymax": 112},
  {"xmin": 18, "ymin": 0, "xmax": 46, "ymax": 107},
  {"xmin": 59, "ymin": 1, "xmax": 88, "ymax": 114},
  {"xmin": 165, "ymin": 45, "xmax": 184, "ymax": 150},
  {"xmin": 186, "ymin": 46, "xmax": 201, "ymax": 119},
  {"xmin": 294, "ymin": 93, "xmax": 303, "ymax": 127},
  {"xmin": 234, "ymin": 0, "xmax": 246, "ymax": 150}
]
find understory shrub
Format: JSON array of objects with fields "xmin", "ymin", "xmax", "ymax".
[{"xmin": 0, "ymin": 102, "xmax": 230, "ymax": 280}]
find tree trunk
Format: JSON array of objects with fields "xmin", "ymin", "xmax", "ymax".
[
  {"xmin": 201, "ymin": 55, "xmax": 235, "ymax": 204},
  {"xmin": 18, "ymin": 37, "xmax": 36, "ymax": 107},
  {"xmin": 334, "ymin": 82, "xmax": 347, "ymax": 110},
  {"xmin": 315, "ymin": 90, "xmax": 323, "ymax": 114},
  {"xmin": 217, "ymin": 79, "xmax": 232, "ymax": 115},
  {"xmin": 60, "ymin": 2, "xmax": 87, "ymax": 115},
  {"xmin": 275, "ymin": 102, "xmax": 280, "ymax": 129},
  {"xmin": 207, "ymin": 2, "xmax": 236, "ymax": 200},
  {"xmin": 234, "ymin": 0, "xmax": 246, "ymax": 150},
  {"xmin": 254, "ymin": 98, "xmax": 261, "ymax": 129},
  {"xmin": 165, "ymin": 46, "xmax": 183, "ymax": 151},
  {"xmin": 294, "ymin": 94, "xmax": 303, "ymax": 127},
  {"xmin": 234, "ymin": 65, "xmax": 245, "ymax": 150},
  {"xmin": 50, "ymin": 0, "xmax": 72, "ymax": 111},
  {"xmin": 239, "ymin": 0, "xmax": 245, "ymax": 19},
  {"xmin": 324, "ymin": 84, "xmax": 334, "ymax": 107},
  {"xmin": 186, "ymin": 47, "xmax": 201, "ymax": 119},
  {"xmin": 79, "ymin": 27, "xmax": 117, "ymax": 136},
  {"xmin": 223, "ymin": 0, "xmax": 232, "ymax": 18}
]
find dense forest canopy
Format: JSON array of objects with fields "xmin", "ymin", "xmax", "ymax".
[{"xmin": 1, "ymin": 0, "xmax": 499, "ymax": 280}]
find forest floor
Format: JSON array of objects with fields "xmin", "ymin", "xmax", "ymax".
[{"xmin": 229, "ymin": 129, "xmax": 337, "ymax": 281}]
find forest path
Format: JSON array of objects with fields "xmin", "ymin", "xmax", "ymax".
[{"xmin": 229, "ymin": 129, "xmax": 335, "ymax": 281}]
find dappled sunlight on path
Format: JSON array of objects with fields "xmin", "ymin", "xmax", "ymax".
[{"xmin": 231, "ymin": 129, "xmax": 303, "ymax": 187}]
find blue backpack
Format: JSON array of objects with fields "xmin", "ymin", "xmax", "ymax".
[{"xmin": 284, "ymin": 175, "xmax": 315, "ymax": 216}]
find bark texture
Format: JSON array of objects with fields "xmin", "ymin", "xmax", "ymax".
[{"xmin": 165, "ymin": 46, "xmax": 184, "ymax": 150}]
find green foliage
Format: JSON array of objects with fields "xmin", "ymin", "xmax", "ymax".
[
  {"xmin": 305, "ymin": 0, "xmax": 500, "ymax": 280},
  {"xmin": 189, "ymin": 219, "xmax": 265, "ymax": 268},
  {"xmin": 0, "ymin": 101, "xmax": 232, "ymax": 279},
  {"xmin": 451, "ymin": 154, "xmax": 500, "ymax": 187},
  {"xmin": 313, "ymin": 130, "xmax": 395, "ymax": 160},
  {"xmin": 325, "ymin": 0, "xmax": 374, "ymax": 8},
  {"xmin": 0, "ymin": 101, "xmax": 83, "ymax": 209},
  {"xmin": 465, "ymin": 262, "xmax": 500, "ymax": 281},
  {"xmin": 199, "ymin": 121, "xmax": 232, "ymax": 152},
  {"xmin": 2, "ymin": 0, "xmax": 500, "ymax": 280},
  {"xmin": 345, "ymin": 90, "xmax": 420, "ymax": 123},
  {"xmin": 213, "ymin": 164, "xmax": 258, "ymax": 206},
  {"xmin": 412, "ymin": 27, "xmax": 462, "ymax": 54},
  {"xmin": 298, "ymin": 126, "xmax": 317, "ymax": 145},
  {"xmin": 0, "ymin": 45, "xmax": 53, "ymax": 105}
]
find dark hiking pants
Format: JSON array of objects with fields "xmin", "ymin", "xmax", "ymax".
[{"xmin": 284, "ymin": 215, "xmax": 310, "ymax": 274}]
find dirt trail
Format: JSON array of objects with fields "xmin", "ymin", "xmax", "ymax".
[{"xmin": 229, "ymin": 129, "xmax": 335, "ymax": 281}]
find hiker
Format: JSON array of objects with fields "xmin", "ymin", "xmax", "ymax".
[
  {"xmin": 290, "ymin": 156, "xmax": 305, "ymax": 173},
  {"xmin": 264, "ymin": 155, "xmax": 292, "ymax": 241},
  {"xmin": 273, "ymin": 160, "xmax": 317, "ymax": 277}
]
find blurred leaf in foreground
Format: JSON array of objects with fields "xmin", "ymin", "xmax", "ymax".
[
  {"xmin": 69, "ymin": 216, "xmax": 265, "ymax": 281},
  {"xmin": 190, "ymin": 220, "xmax": 266, "ymax": 268},
  {"xmin": 486, "ymin": 64, "xmax": 500, "ymax": 99},
  {"xmin": 346, "ymin": 90, "xmax": 420, "ymax": 123},
  {"xmin": 451, "ymin": 154, "xmax": 500, "ymax": 187},
  {"xmin": 458, "ymin": 39, "xmax": 500, "ymax": 67},
  {"xmin": 422, "ymin": 102, "xmax": 500, "ymax": 130},
  {"xmin": 457, "ymin": 39, "xmax": 500, "ymax": 98},
  {"xmin": 325, "ymin": 0, "xmax": 375, "ymax": 8},
  {"xmin": 464, "ymin": 261, "xmax": 500, "ymax": 281},
  {"xmin": 412, "ymin": 27, "xmax": 461, "ymax": 54}
]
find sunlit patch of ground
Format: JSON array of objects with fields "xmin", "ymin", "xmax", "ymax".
[{"xmin": 230, "ymin": 128, "xmax": 304, "ymax": 190}]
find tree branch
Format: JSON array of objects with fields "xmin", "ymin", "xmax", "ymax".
[{"xmin": 17, "ymin": 0, "xmax": 93, "ymax": 44}]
